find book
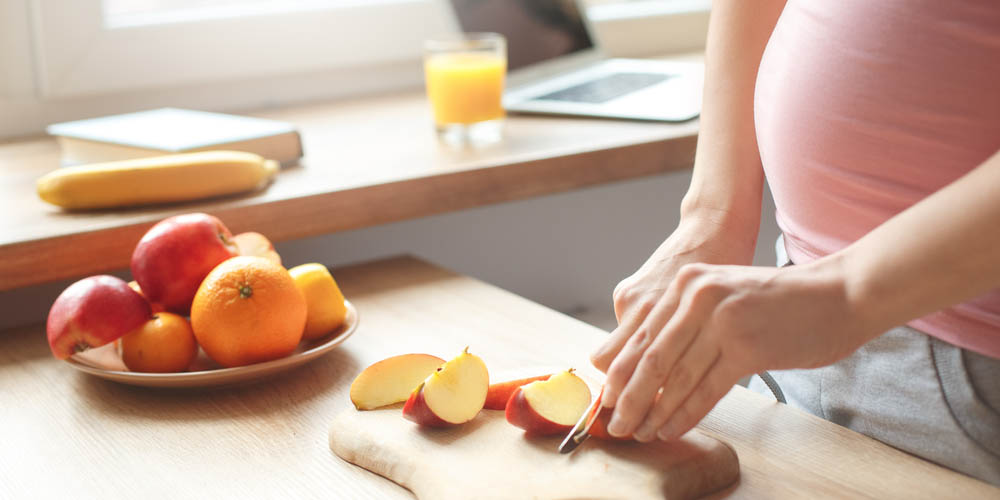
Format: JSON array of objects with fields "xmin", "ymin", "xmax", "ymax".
[{"xmin": 47, "ymin": 108, "xmax": 303, "ymax": 167}]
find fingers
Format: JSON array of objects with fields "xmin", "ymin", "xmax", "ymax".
[
  {"xmin": 598, "ymin": 265, "xmax": 704, "ymax": 405},
  {"xmin": 656, "ymin": 360, "xmax": 738, "ymax": 441},
  {"xmin": 604, "ymin": 290, "xmax": 713, "ymax": 438},
  {"xmin": 632, "ymin": 335, "xmax": 720, "ymax": 442},
  {"xmin": 600, "ymin": 290, "xmax": 685, "ymax": 412},
  {"xmin": 605, "ymin": 269, "xmax": 726, "ymax": 439},
  {"xmin": 590, "ymin": 305, "xmax": 650, "ymax": 373}
]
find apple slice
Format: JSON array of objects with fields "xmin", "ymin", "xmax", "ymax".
[
  {"xmin": 402, "ymin": 347, "xmax": 489, "ymax": 427},
  {"xmin": 233, "ymin": 231, "xmax": 282, "ymax": 266},
  {"xmin": 505, "ymin": 369, "xmax": 592, "ymax": 435},
  {"xmin": 349, "ymin": 354, "xmax": 446, "ymax": 410},
  {"xmin": 587, "ymin": 406, "xmax": 633, "ymax": 441},
  {"xmin": 484, "ymin": 374, "xmax": 553, "ymax": 410}
]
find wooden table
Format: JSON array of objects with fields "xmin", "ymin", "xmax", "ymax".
[
  {"xmin": 0, "ymin": 94, "xmax": 697, "ymax": 292},
  {"xmin": 1, "ymin": 256, "xmax": 995, "ymax": 499}
]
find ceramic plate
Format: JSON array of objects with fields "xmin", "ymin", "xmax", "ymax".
[{"xmin": 65, "ymin": 299, "xmax": 358, "ymax": 388}]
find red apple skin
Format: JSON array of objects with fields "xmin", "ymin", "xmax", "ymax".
[
  {"xmin": 130, "ymin": 213, "xmax": 239, "ymax": 314},
  {"xmin": 588, "ymin": 407, "xmax": 633, "ymax": 441},
  {"xmin": 47, "ymin": 275, "xmax": 152, "ymax": 360},
  {"xmin": 504, "ymin": 386, "xmax": 574, "ymax": 436},
  {"xmin": 484, "ymin": 374, "xmax": 552, "ymax": 410},
  {"xmin": 402, "ymin": 383, "xmax": 455, "ymax": 428}
]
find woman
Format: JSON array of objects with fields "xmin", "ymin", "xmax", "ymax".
[{"xmin": 590, "ymin": 0, "xmax": 1000, "ymax": 484}]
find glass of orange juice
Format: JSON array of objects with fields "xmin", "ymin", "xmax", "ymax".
[{"xmin": 424, "ymin": 33, "xmax": 506, "ymax": 145}]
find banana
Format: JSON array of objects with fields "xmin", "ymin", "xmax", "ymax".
[{"xmin": 36, "ymin": 150, "xmax": 279, "ymax": 210}]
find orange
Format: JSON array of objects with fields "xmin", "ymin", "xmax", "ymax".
[
  {"xmin": 287, "ymin": 263, "xmax": 347, "ymax": 341},
  {"xmin": 191, "ymin": 256, "xmax": 306, "ymax": 368},
  {"xmin": 120, "ymin": 312, "xmax": 198, "ymax": 373}
]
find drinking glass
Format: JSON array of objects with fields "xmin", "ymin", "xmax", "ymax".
[{"xmin": 424, "ymin": 33, "xmax": 507, "ymax": 145}]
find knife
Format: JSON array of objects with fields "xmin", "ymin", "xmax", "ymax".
[{"xmin": 558, "ymin": 387, "xmax": 604, "ymax": 454}]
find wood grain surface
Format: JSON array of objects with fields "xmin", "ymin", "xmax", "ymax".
[
  {"xmin": 0, "ymin": 92, "xmax": 697, "ymax": 291},
  {"xmin": 1, "ymin": 256, "xmax": 997, "ymax": 499},
  {"xmin": 330, "ymin": 406, "xmax": 739, "ymax": 500}
]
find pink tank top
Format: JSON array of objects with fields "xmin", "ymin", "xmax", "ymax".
[{"xmin": 754, "ymin": 0, "xmax": 1000, "ymax": 358}]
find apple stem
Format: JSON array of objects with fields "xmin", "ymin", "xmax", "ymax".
[
  {"xmin": 73, "ymin": 341, "xmax": 90, "ymax": 353},
  {"xmin": 568, "ymin": 368, "xmax": 575, "ymax": 374},
  {"xmin": 463, "ymin": 346, "xmax": 469, "ymax": 354}
]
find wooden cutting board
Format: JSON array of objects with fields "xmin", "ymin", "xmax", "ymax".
[{"xmin": 329, "ymin": 406, "xmax": 739, "ymax": 499}]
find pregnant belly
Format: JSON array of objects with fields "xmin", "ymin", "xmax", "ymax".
[{"xmin": 753, "ymin": 0, "xmax": 1000, "ymax": 260}]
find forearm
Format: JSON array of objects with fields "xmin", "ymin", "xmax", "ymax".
[
  {"xmin": 681, "ymin": 0, "xmax": 786, "ymax": 237},
  {"xmin": 829, "ymin": 150, "xmax": 1000, "ymax": 333}
]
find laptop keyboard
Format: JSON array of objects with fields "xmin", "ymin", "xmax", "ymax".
[{"xmin": 533, "ymin": 72, "xmax": 672, "ymax": 104}]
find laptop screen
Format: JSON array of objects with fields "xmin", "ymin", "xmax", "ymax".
[{"xmin": 448, "ymin": 0, "xmax": 595, "ymax": 71}]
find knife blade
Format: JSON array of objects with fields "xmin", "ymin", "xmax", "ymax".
[{"xmin": 558, "ymin": 387, "xmax": 604, "ymax": 454}]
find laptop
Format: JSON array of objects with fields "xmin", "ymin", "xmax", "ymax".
[{"xmin": 446, "ymin": 0, "xmax": 702, "ymax": 122}]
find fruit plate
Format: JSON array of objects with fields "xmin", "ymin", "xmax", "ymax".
[{"xmin": 65, "ymin": 299, "xmax": 358, "ymax": 388}]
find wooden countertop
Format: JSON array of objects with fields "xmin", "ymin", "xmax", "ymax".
[
  {"xmin": 1, "ymin": 256, "xmax": 995, "ymax": 498},
  {"xmin": 0, "ymin": 93, "xmax": 697, "ymax": 292}
]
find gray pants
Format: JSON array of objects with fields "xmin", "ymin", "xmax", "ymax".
[{"xmin": 749, "ymin": 237, "xmax": 1000, "ymax": 485}]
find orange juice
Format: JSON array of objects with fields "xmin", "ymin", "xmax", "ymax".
[{"xmin": 424, "ymin": 52, "xmax": 506, "ymax": 126}]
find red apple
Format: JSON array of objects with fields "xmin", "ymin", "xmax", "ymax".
[
  {"xmin": 350, "ymin": 353, "xmax": 445, "ymax": 410},
  {"xmin": 563, "ymin": 386, "xmax": 631, "ymax": 440},
  {"xmin": 587, "ymin": 406, "xmax": 633, "ymax": 441},
  {"xmin": 505, "ymin": 369, "xmax": 592, "ymax": 435},
  {"xmin": 130, "ymin": 213, "xmax": 239, "ymax": 314},
  {"xmin": 47, "ymin": 275, "xmax": 152, "ymax": 360},
  {"xmin": 402, "ymin": 347, "xmax": 489, "ymax": 427},
  {"xmin": 233, "ymin": 231, "xmax": 281, "ymax": 266},
  {"xmin": 484, "ymin": 374, "xmax": 553, "ymax": 410}
]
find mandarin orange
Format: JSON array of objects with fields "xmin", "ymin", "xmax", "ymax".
[
  {"xmin": 191, "ymin": 256, "xmax": 307, "ymax": 368},
  {"xmin": 120, "ymin": 312, "xmax": 198, "ymax": 373}
]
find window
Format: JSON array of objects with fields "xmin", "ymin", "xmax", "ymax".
[{"xmin": 1, "ymin": 0, "xmax": 707, "ymax": 139}]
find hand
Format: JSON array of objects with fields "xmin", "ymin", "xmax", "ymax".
[
  {"xmin": 591, "ymin": 214, "xmax": 756, "ymax": 374},
  {"xmin": 598, "ymin": 257, "xmax": 878, "ymax": 443}
]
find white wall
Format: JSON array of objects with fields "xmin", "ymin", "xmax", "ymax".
[{"xmin": 0, "ymin": 169, "xmax": 779, "ymax": 333}]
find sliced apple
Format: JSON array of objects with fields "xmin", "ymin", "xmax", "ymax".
[
  {"xmin": 349, "ymin": 354, "xmax": 446, "ymax": 410},
  {"xmin": 484, "ymin": 374, "xmax": 553, "ymax": 410},
  {"xmin": 505, "ymin": 369, "xmax": 591, "ymax": 435},
  {"xmin": 581, "ymin": 387, "xmax": 631, "ymax": 441},
  {"xmin": 587, "ymin": 406, "xmax": 633, "ymax": 441},
  {"xmin": 402, "ymin": 347, "xmax": 489, "ymax": 427},
  {"xmin": 233, "ymin": 231, "xmax": 282, "ymax": 266}
]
